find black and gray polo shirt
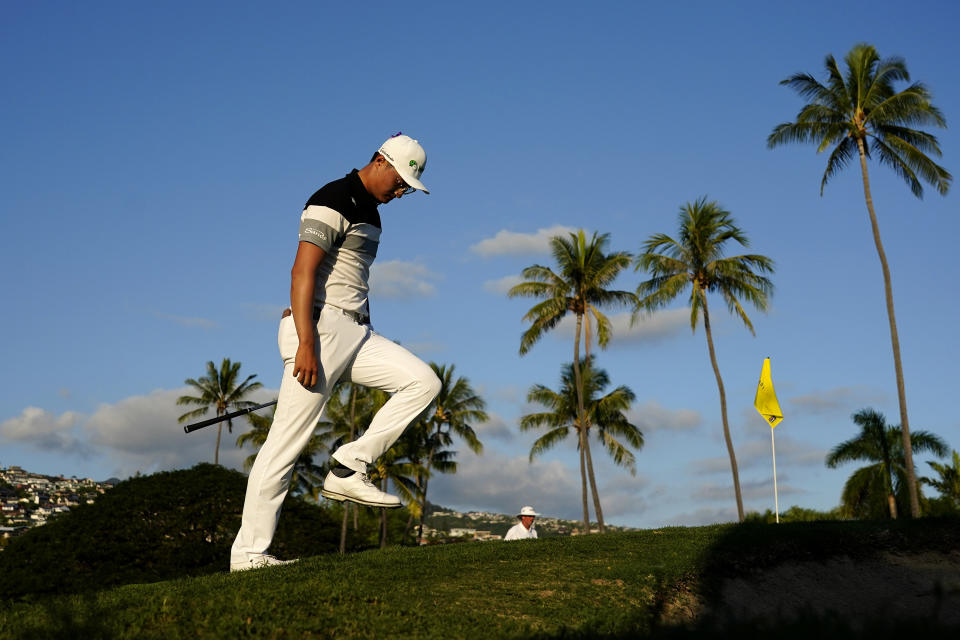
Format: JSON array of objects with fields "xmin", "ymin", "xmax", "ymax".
[{"xmin": 298, "ymin": 170, "xmax": 381, "ymax": 316}]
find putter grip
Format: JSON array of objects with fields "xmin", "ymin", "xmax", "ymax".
[
  {"xmin": 183, "ymin": 415, "xmax": 224, "ymax": 433},
  {"xmin": 182, "ymin": 400, "xmax": 277, "ymax": 434}
]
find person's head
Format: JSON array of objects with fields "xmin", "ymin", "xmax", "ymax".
[
  {"xmin": 517, "ymin": 505, "xmax": 538, "ymax": 529},
  {"xmin": 360, "ymin": 133, "xmax": 429, "ymax": 204}
]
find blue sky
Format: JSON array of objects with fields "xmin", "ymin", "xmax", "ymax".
[{"xmin": 2, "ymin": 1, "xmax": 958, "ymax": 528}]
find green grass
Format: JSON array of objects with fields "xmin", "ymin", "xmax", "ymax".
[{"xmin": 1, "ymin": 518, "xmax": 958, "ymax": 639}]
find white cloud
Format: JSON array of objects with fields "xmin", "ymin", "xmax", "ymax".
[
  {"xmin": 553, "ymin": 309, "xmax": 689, "ymax": 345},
  {"xmin": 483, "ymin": 274, "xmax": 523, "ymax": 295},
  {"xmin": 0, "ymin": 386, "xmax": 280, "ymax": 479},
  {"xmin": 736, "ymin": 434, "xmax": 827, "ymax": 470},
  {"xmin": 789, "ymin": 386, "xmax": 888, "ymax": 415},
  {"xmin": 423, "ymin": 449, "xmax": 653, "ymax": 524},
  {"xmin": 596, "ymin": 473, "xmax": 653, "ymax": 519},
  {"xmin": 474, "ymin": 413, "xmax": 516, "ymax": 441},
  {"xmin": 427, "ymin": 451, "xmax": 583, "ymax": 520},
  {"xmin": 628, "ymin": 400, "xmax": 701, "ymax": 434},
  {"xmin": 0, "ymin": 407, "xmax": 87, "ymax": 453},
  {"xmin": 689, "ymin": 435, "xmax": 826, "ymax": 476},
  {"xmin": 689, "ymin": 456, "xmax": 736, "ymax": 476},
  {"xmin": 153, "ymin": 312, "xmax": 219, "ymax": 329},
  {"xmin": 369, "ymin": 260, "xmax": 441, "ymax": 299},
  {"xmin": 470, "ymin": 225, "xmax": 577, "ymax": 257},
  {"xmin": 692, "ymin": 478, "xmax": 804, "ymax": 502},
  {"xmin": 661, "ymin": 505, "xmax": 739, "ymax": 527},
  {"xmin": 82, "ymin": 387, "xmax": 259, "ymax": 477},
  {"xmin": 610, "ymin": 309, "xmax": 690, "ymax": 343}
]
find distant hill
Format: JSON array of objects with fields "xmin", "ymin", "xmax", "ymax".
[{"xmin": 0, "ymin": 464, "xmax": 342, "ymax": 601}]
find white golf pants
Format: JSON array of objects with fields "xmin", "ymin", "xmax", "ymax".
[{"xmin": 231, "ymin": 305, "xmax": 440, "ymax": 563}]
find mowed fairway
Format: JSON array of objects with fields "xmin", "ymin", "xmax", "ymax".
[{"xmin": 1, "ymin": 519, "xmax": 958, "ymax": 639}]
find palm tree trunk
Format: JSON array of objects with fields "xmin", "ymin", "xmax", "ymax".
[
  {"xmin": 418, "ymin": 446, "xmax": 435, "ymax": 542},
  {"xmin": 339, "ymin": 504, "xmax": 349, "ymax": 554},
  {"xmin": 879, "ymin": 422, "xmax": 898, "ymax": 520},
  {"xmin": 582, "ymin": 314, "xmax": 606, "ymax": 533},
  {"xmin": 701, "ymin": 295, "xmax": 744, "ymax": 522},
  {"xmin": 340, "ymin": 384, "xmax": 359, "ymax": 553},
  {"xmin": 856, "ymin": 139, "xmax": 919, "ymax": 518},
  {"xmin": 214, "ymin": 424, "xmax": 222, "ymax": 466},
  {"xmin": 583, "ymin": 436, "xmax": 605, "ymax": 532},
  {"xmin": 572, "ymin": 313, "xmax": 591, "ymax": 532},
  {"xmin": 578, "ymin": 446, "xmax": 589, "ymax": 533},
  {"xmin": 404, "ymin": 510, "xmax": 416, "ymax": 544},
  {"xmin": 405, "ymin": 467, "xmax": 422, "ymax": 544},
  {"xmin": 380, "ymin": 479, "xmax": 388, "ymax": 549},
  {"xmin": 418, "ymin": 473, "xmax": 432, "ymax": 542}
]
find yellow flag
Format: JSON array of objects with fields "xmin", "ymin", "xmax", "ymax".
[{"xmin": 754, "ymin": 358, "xmax": 783, "ymax": 428}]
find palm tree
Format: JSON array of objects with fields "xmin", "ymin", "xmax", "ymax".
[
  {"xmin": 177, "ymin": 358, "xmax": 263, "ymax": 465},
  {"xmin": 768, "ymin": 43, "xmax": 951, "ymax": 517},
  {"xmin": 826, "ymin": 408, "xmax": 947, "ymax": 519},
  {"xmin": 319, "ymin": 382, "xmax": 426, "ymax": 549},
  {"xmin": 921, "ymin": 450, "xmax": 960, "ymax": 512},
  {"xmin": 367, "ymin": 434, "xmax": 421, "ymax": 549},
  {"xmin": 509, "ymin": 230, "xmax": 635, "ymax": 532},
  {"xmin": 415, "ymin": 363, "xmax": 487, "ymax": 541},
  {"xmin": 321, "ymin": 382, "xmax": 387, "ymax": 553},
  {"xmin": 521, "ymin": 357, "xmax": 643, "ymax": 532},
  {"xmin": 634, "ymin": 199, "xmax": 773, "ymax": 522},
  {"xmin": 235, "ymin": 402, "xmax": 330, "ymax": 501}
]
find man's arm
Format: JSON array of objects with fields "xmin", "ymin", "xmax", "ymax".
[{"xmin": 290, "ymin": 240, "xmax": 326, "ymax": 388}]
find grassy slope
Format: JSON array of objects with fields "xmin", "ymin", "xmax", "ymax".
[{"xmin": 1, "ymin": 518, "xmax": 958, "ymax": 639}]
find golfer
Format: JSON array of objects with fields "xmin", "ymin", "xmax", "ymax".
[
  {"xmin": 504, "ymin": 506, "xmax": 539, "ymax": 540},
  {"xmin": 230, "ymin": 134, "xmax": 441, "ymax": 572}
]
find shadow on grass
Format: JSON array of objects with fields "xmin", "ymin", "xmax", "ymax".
[{"xmin": 537, "ymin": 517, "xmax": 960, "ymax": 639}]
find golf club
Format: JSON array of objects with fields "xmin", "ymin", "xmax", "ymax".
[{"xmin": 182, "ymin": 400, "xmax": 277, "ymax": 434}]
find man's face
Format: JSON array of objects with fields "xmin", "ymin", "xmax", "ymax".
[
  {"xmin": 372, "ymin": 157, "xmax": 413, "ymax": 204},
  {"xmin": 520, "ymin": 515, "xmax": 535, "ymax": 529}
]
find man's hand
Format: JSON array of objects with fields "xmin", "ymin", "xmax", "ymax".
[{"xmin": 293, "ymin": 343, "xmax": 318, "ymax": 388}]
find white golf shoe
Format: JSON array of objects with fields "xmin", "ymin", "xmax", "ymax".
[
  {"xmin": 230, "ymin": 554, "xmax": 299, "ymax": 573},
  {"xmin": 321, "ymin": 471, "xmax": 401, "ymax": 508}
]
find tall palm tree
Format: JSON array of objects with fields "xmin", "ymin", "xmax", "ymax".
[
  {"xmin": 826, "ymin": 408, "xmax": 947, "ymax": 519},
  {"xmin": 634, "ymin": 199, "xmax": 773, "ymax": 522},
  {"xmin": 367, "ymin": 435, "xmax": 421, "ymax": 549},
  {"xmin": 768, "ymin": 43, "xmax": 951, "ymax": 517},
  {"xmin": 177, "ymin": 358, "xmax": 262, "ymax": 466},
  {"xmin": 321, "ymin": 382, "xmax": 387, "ymax": 553},
  {"xmin": 922, "ymin": 450, "xmax": 960, "ymax": 511},
  {"xmin": 509, "ymin": 229, "xmax": 635, "ymax": 533},
  {"xmin": 320, "ymin": 383, "xmax": 426, "ymax": 549},
  {"xmin": 415, "ymin": 363, "xmax": 487, "ymax": 541},
  {"xmin": 521, "ymin": 357, "xmax": 643, "ymax": 531},
  {"xmin": 235, "ymin": 402, "xmax": 330, "ymax": 501},
  {"xmin": 406, "ymin": 433, "xmax": 456, "ymax": 544}
]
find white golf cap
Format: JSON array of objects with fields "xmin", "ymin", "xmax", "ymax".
[
  {"xmin": 378, "ymin": 133, "xmax": 429, "ymax": 194},
  {"xmin": 518, "ymin": 506, "xmax": 538, "ymax": 517}
]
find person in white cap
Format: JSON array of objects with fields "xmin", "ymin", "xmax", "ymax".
[
  {"xmin": 504, "ymin": 506, "xmax": 539, "ymax": 541},
  {"xmin": 230, "ymin": 133, "xmax": 440, "ymax": 571}
]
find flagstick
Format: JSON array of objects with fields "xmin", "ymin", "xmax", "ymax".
[{"xmin": 770, "ymin": 426, "xmax": 779, "ymax": 524}]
